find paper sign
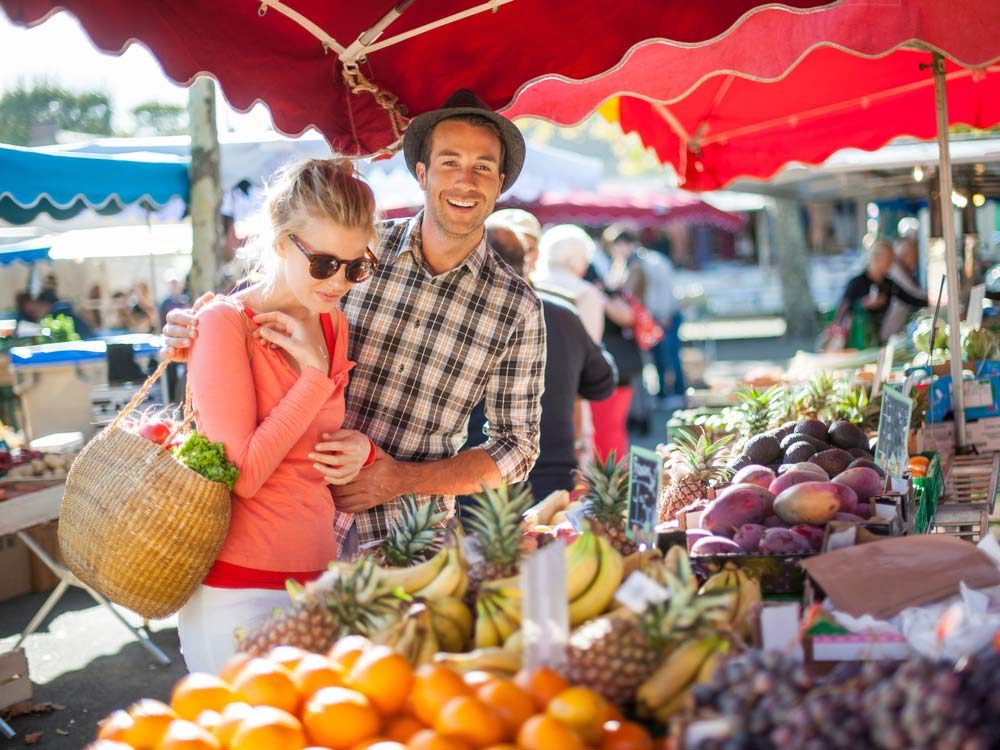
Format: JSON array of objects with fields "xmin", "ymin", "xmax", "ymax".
[
  {"xmin": 522, "ymin": 539, "xmax": 568, "ymax": 672},
  {"xmin": 626, "ymin": 446, "xmax": 662, "ymax": 546},
  {"xmin": 875, "ymin": 385, "xmax": 913, "ymax": 480},
  {"xmin": 759, "ymin": 602, "xmax": 804, "ymax": 661},
  {"xmin": 967, "ymin": 283, "xmax": 986, "ymax": 329},
  {"xmin": 963, "ymin": 378, "xmax": 995, "ymax": 409},
  {"xmin": 615, "ymin": 571, "xmax": 670, "ymax": 614}
]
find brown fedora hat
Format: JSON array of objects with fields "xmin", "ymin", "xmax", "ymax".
[{"xmin": 403, "ymin": 88, "xmax": 525, "ymax": 191}]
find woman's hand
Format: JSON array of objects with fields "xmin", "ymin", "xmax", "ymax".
[
  {"xmin": 310, "ymin": 430, "xmax": 373, "ymax": 486},
  {"xmin": 251, "ymin": 311, "xmax": 326, "ymax": 372},
  {"xmin": 161, "ymin": 292, "xmax": 214, "ymax": 361}
]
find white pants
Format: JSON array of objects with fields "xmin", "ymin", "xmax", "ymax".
[{"xmin": 177, "ymin": 585, "xmax": 290, "ymax": 674}]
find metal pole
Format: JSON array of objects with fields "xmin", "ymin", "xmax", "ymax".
[{"xmin": 932, "ymin": 52, "xmax": 968, "ymax": 450}]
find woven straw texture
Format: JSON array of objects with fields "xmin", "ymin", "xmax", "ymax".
[{"xmin": 59, "ymin": 423, "xmax": 231, "ymax": 619}]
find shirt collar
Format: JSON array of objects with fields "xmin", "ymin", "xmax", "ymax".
[{"xmin": 391, "ymin": 211, "xmax": 490, "ymax": 280}]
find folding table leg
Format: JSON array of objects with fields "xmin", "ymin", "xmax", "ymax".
[
  {"xmin": 14, "ymin": 578, "xmax": 70, "ymax": 649},
  {"xmin": 82, "ymin": 586, "xmax": 171, "ymax": 666}
]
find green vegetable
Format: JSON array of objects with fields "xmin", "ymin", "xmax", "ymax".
[
  {"xmin": 172, "ymin": 431, "xmax": 240, "ymax": 490},
  {"xmin": 40, "ymin": 314, "xmax": 80, "ymax": 343}
]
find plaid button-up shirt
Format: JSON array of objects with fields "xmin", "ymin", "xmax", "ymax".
[{"xmin": 333, "ymin": 214, "xmax": 546, "ymax": 549}]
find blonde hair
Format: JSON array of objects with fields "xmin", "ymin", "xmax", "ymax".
[{"xmin": 251, "ymin": 158, "xmax": 377, "ymax": 288}]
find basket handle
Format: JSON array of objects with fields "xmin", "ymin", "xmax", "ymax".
[{"xmin": 108, "ymin": 359, "xmax": 171, "ymax": 432}]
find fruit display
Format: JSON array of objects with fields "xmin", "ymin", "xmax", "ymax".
[
  {"xmin": 659, "ymin": 432, "xmax": 732, "ymax": 523},
  {"xmin": 86, "ymin": 635, "xmax": 659, "ymax": 749},
  {"xmin": 687, "ymin": 649, "xmax": 1000, "ymax": 750},
  {"xmin": 0, "ymin": 446, "xmax": 70, "ymax": 480}
]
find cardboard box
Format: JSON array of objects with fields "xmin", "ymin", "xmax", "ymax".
[
  {"xmin": 0, "ymin": 648, "xmax": 32, "ymax": 712},
  {"xmin": 0, "ymin": 534, "xmax": 31, "ymax": 603},
  {"xmin": 26, "ymin": 521, "xmax": 61, "ymax": 592}
]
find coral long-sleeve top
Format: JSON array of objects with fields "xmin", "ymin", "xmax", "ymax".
[{"xmin": 186, "ymin": 299, "xmax": 352, "ymax": 572}]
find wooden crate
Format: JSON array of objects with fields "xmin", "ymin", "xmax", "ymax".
[{"xmin": 0, "ymin": 648, "xmax": 32, "ymax": 713}]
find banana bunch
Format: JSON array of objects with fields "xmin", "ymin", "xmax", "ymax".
[
  {"xmin": 474, "ymin": 582, "xmax": 522, "ymax": 649},
  {"xmin": 637, "ymin": 635, "xmax": 728, "ymax": 722},
  {"xmin": 567, "ymin": 532, "xmax": 625, "ymax": 626},
  {"xmin": 433, "ymin": 646, "xmax": 522, "ymax": 677},
  {"xmin": 698, "ymin": 563, "xmax": 762, "ymax": 637},
  {"xmin": 374, "ymin": 602, "xmax": 440, "ymax": 666},
  {"xmin": 378, "ymin": 543, "xmax": 469, "ymax": 599},
  {"xmin": 426, "ymin": 597, "xmax": 474, "ymax": 652}
]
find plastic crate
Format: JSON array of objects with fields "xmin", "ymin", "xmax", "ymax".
[{"xmin": 913, "ymin": 451, "xmax": 943, "ymax": 534}]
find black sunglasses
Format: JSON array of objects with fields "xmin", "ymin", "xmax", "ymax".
[{"xmin": 288, "ymin": 233, "xmax": 378, "ymax": 282}]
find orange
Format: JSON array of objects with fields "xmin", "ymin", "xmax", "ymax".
[
  {"xmin": 475, "ymin": 679, "xmax": 534, "ymax": 739},
  {"xmin": 267, "ymin": 644, "xmax": 310, "ymax": 672},
  {"xmin": 512, "ymin": 668, "xmax": 569, "ymax": 711},
  {"xmin": 909, "ymin": 456, "xmax": 930, "ymax": 468},
  {"xmin": 96, "ymin": 710, "xmax": 135, "ymax": 743},
  {"xmin": 210, "ymin": 701, "xmax": 254, "ymax": 747},
  {"xmin": 219, "ymin": 652, "xmax": 253, "ymax": 684},
  {"xmin": 462, "ymin": 671, "xmax": 497, "ymax": 690},
  {"xmin": 346, "ymin": 644, "xmax": 415, "ymax": 716},
  {"xmin": 158, "ymin": 719, "xmax": 222, "ymax": 749},
  {"xmin": 406, "ymin": 729, "xmax": 473, "ymax": 750},
  {"xmin": 232, "ymin": 657, "xmax": 301, "ymax": 715},
  {"xmin": 385, "ymin": 715, "xmax": 425, "ymax": 743},
  {"xmin": 229, "ymin": 705, "xmax": 307, "ymax": 750},
  {"xmin": 294, "ymin": 653, "xmax": 348, "ymax": 698},
  {"xmin": 600, "ymin": 720, "xmax": 655, "ymax": 750},
  {"xmin": 409, "ymin": 664, "xmax": 472, "ymax": 727},
  {"xmin": 303, "ymin": 686, "xmax": 382, "ymax": 750},
  {"xmin": 352, "ymin": 741, "xmax": 407, "ymax": 750},
  {"xmin": 85, "ymin": 743, "xmax": 134, "ymax": 750},
  {"xmin": 195, "ymin": 709, "xmax": 223, "ymax": 736},
  {"xmin": 516, "ymin": 714, "xmax": 584, "ymax": 750},
  {"xmin": 171, "ymin": 672, "xmax": 237, "ymax": 720},
  {"xmin": 123, "ymin": 698, "xmax": 177, "ymax": 749},
  {"xmin": 433, "ymin": 695, "xmax": 505, "ymax": 747},
  {"xmin": 328, "ymin": 635, "xmax": 373, "ymax": 671},
  {"xmin": 546, "ymin": 686, "xmax": 611, "ymax": 743},
  {"xmin": 479, "ymin": 746, "xmax": 517, "ymax": 750}
]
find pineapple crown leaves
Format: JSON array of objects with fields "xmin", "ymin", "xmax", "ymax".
[
  {"xmin": 463, "ymin": 483, "xmax": 534, "ymax": 564},
  {"xmin": 832, "ymin": 386, "xmax": 879, "ymax": 430},
  {"xmin": 796, "ymin": 372, "xmax": 846, "ymax": 420},
  {"xmin": 380, "ymin": 495, "xmax": 448, "ymax": 566},
  {"xmin": 735, "ymin": 385, "xmax": 785, "ymax": 436},
  {"xmin": 670, "ymin": 430, "xmax": 734, "ymax": 483},
  {"xmin": 578, "ymin": 451, "xmax": 631, "ymax": 524}
]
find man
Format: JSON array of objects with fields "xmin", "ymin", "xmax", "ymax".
[
  {"xmin": 465, "ymin": 215, "xmax": 616, "ymax": 499},
  {"xmin": 841, "ymin": 239, "xmax": 927, "ymax": 346},
  {"xmin": 880, "ymin": 236, "xmax": 925, "ymax": 341},
  {"xmin": 164, "ymin": 90, "xmax": 546, "ymax": 555}
]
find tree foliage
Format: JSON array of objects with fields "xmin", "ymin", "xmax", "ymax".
[
  {"xmin": 0, "ymin": 82, "xmax": 113, "ymax": 145},
  {"xmin": 130, "ymin": 100, "xmax": 188, "ymax": 136}
]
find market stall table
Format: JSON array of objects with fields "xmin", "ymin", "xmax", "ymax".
[{"xmin": 0, "ymin": 482, "xmax": 170, "ymax": 665}]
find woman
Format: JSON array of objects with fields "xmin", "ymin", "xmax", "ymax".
[{"xmin": 178, "ymin": 159, "xmax": 378, "ymax": 673}]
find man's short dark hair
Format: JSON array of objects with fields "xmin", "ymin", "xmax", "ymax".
[{"xmin": 418, "ymin": 114, "xmax": 506, "ymax": 178}]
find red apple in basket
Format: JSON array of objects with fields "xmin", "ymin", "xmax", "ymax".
[{"xmin": 137, "ymin": 419, "xmax": 173, "ymax": 445}]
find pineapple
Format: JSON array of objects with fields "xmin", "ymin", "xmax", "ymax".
[
  {"xmin": 833, "ymin": 386, "xmax": 879, "ymax": 431},
  {"xmin": 565, "ymin": 547, "xmax": 733, "ymax": 705},
  {"xmin": 796, "ymin": 372, "xmax": 842, "ymax": 421},
  {"xmin": 235, "ymin": 559, "xmax": 401, "ymax": 655},
  {"xmin": 579, "ymin": 452, "xmax": 637, "ymax": 555},
  {"xmin": 735, "ymin": 385, "xmax": 783, "ymax": 439},
  {"xmin": 368, "ymin": 495, "xmax": 447, "ymax": 567},
  {"xmin": 659, "ymin": 432, "xmax": 731, "ymax": 523},
  {"xmin": 462, "ymin": 483, "xmax": 534, "ymax": 597}
]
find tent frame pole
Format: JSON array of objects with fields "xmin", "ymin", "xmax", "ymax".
[{"xmin": 932, "ymin": 52, "xmax": 968, "ymax": 450}]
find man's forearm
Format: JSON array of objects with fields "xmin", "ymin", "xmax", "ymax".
[{"xmin": 403, "ymin": 448, "xmax": 503, "ymax": 496}]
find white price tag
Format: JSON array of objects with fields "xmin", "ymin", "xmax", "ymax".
[
  {"xmin": 963, "ymin": 378, "xmax": 994, "ymax": 409},
  {"xmin": 967, "ymin": 284, "xmax": 986, "ymax": 329},
  {"xmin": 522, "ymin": 539, "xmax": 569, "ymax": 672},
  {"xmin": 614, "ymin": 571, "xmax": 670, "ymax": 614}
]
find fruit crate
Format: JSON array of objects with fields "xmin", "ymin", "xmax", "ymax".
[{"xmin": 912, "ymin": 451, "xmax": 943, "ymax": 534}]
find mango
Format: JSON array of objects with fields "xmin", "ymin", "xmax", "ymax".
[
  {"xmin": 833, "ymin": 467, "xmax": 883, "ymax": 503},
  {"xmin": 772, "ymin": 481, "xmax": 842, "ymax": 525},
  {"xmin": 732, "ymin": 465, "xmax": 776, "ymax": 490},
  {"xmin": 700, "ymin": 483, "xmax": 772, "ymax": 536},
  {"xmin": 691, "ymin": 535, "xmax": 743, "ymax": 555}
]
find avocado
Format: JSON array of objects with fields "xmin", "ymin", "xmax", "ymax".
[
  {"xmin": 847, "ymin": 458, "xmax": 885, "ymax": 477},
  {"xmin": 783, "ymin": 441, "xmax": 818, "ymax": 463},
  {"xmin": 744, "ymin": 434, "xmax": 782, "ymax": 465},
  {"xmin": 729, "ymin": 452, "xmax": 753, "ymax": 471},
  {"xmin": 780, "ymin": 433, "xmax": 829, "ymax": 453},
  {"xmin": 847, "ymin": 447, "xmax": 873, "ymax": 459},
  {"xmin": 828, "ymin": 420, "xmax": 871, "ymax": 451},
  {"xmin": 809, "ymin": 448, "xmax": 854, "ymax": 477},
  {"xmin": 794, "ymin": 418, "xmax": 830, "ymax": 443}
]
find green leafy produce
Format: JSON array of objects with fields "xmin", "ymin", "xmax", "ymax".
[
  {"xmin": 40, "ymin": 314, "xmax": 80, "ymax": 343},
  {"xmin": 172, "ymin": 431, "xmax": 239, "ymax": 490},
  {"xmin": 962, "ymin": 327, "xmax": 998, "ymax": 362}
]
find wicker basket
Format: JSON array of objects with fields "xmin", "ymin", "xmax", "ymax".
[{"xmin": 58, "ymin": 361, "xmax": 231, "ymax": 619}]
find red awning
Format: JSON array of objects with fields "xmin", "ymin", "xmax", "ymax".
[
  {"xmin": 1, "ymin": 0, "xmax": 836, "ymax": 155},
  {"xmin": 508, "ymin": 190, "xmax": 747, "ymax": 232}
]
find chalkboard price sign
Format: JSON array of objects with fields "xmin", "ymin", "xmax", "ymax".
[
  {"xmin": 627, "ymin": 446, "xmax": 663, "ymax": 546},
  {"xmin": 875, "ymin": 385, "xmax": 913, "ymax": 480}
]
